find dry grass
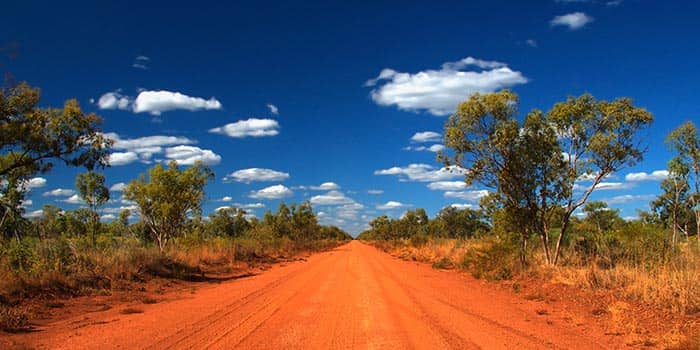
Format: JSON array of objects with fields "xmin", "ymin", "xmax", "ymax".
[
  {"xmin": 553, "ymin": 249, "xmax": 700, "ymax": 315},
  {"xmin": 0, "ymin": 305, "xmax": 30, "ymax": 332}
]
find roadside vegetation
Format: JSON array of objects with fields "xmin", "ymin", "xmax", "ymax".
[
  {"xmin": 359, "ymin": 90, "xmax": 700, "ymax": 346},
  {"xmin": 0, "ymin": 82, "xmax": 351, "ymax": 331}
]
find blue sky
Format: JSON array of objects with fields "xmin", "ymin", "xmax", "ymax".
[{"xmin": 3, "ymin": 0, "xmax": 699, "ymax": 235}]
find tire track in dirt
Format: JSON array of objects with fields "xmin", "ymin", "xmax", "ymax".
[{"xmin": 6, "ymin": 241, "xmax": 625, "ymax": 349}]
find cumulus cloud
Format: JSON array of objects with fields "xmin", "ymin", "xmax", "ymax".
[
  {"xmin": 133, "ymin": 90, "xmax": 222, "ymax": 115},
  {"xmin": 403, "ymin": 144, "xmax": 445, "ymax": 153},
  {"xmin": 267, "ymin": 104, "xmax": 279, "ymax": 115},
  {"xmin": 427, "ymin": 181, "xmax": 467, "ymax": 191},
  {"xmin": 365, "ymin": 57, "xmax": 528, "ymax": 116},
  {"xmin": 164, "ymin": 145, "xmax": 221, "ymax": 165},
  {"xmin": 209, "ymin": 118, "xmax": 280, "ymax": 138},
  {"xmin": 367, "ymin": 189, "xmax": 384, "ymax": 195},
  {"xmin": 448, "ymin": 203, "xmax": 478, "ymax": 210},
  {"xmin": 444, "ymin": 190, "xmax": 489, "ymax": 202},
  {"xmin": 61, "ymin": 194, "xmax": 83, "ymax": 204},
  {"xmin": 249, "ymin": 185, "xmax": 293, "ymax": 199},
  {"xmin": 410, "ymin": 131, "xmax": 442, "ymax": 143},
  {"xmin": 573, "ymin": 181, "xmax": 634, "ymax": 192},
  {"xmin": 374, "ymin": 163, "xmax": 465, "ymax": 182},
  {"xmin": 310, "ymin": 190, "xmax": 355, "ymax": 206},
  {"xmin": 625, "ymin": 170, "xmax": 669, "ymax": 182},
  {"xmin": 97, "ymin": 92, "xmax": 131, "ymax": 110},
  {"xmin": 606, "ymin": 194, "xmax": 656, "ymax": 204},
  {"xmin": 25, "ymin": 209, "xmax": 44, "ymax": 219},
  {"xmin": 23, "ymin": 177, "xmax": 47, "ymax": 190},
  {"xmin": 110, "ymin": 183, "xmax": 127, "ymax": 192},
  {"xmin": 105, "ymin": 133, "xmax": 198, "ymax": 165},
  {"xmin": 42, "ymin": 188, "xmax": 75, "ymax": 197},
  {"xmin": 223, "ymin": 168, "xmax": 290, "ymax": 183},
  {"xmin": 377, "ymin": 201, "xmax": 411, "ymax": 210},
  {"xmin": 550, "ymin": 12, "xmax": 594, "ymax": 30},
  {"xmin": 97, "ymin": 90, "xmax": 222, "ymax": 115},
  {"xmin": 310, "ymin": 182, "xmax": 340, "ymax": 191},
  {"xmin": 109, "ymin": 152, "xmax": 140, "ymax": 166}
]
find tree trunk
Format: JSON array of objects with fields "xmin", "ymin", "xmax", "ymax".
[{"xmin": 552, "ymin": 213, "xmax": 572, "ymax": 266}]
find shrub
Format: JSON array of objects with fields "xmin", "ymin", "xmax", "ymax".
[
  {"xmin": 0, "ymin": 305, "xmax": 29, "ymax": 332},
  {"xmin": 460, "ymin": 238, "xmax": 518, "ymax": 280}
]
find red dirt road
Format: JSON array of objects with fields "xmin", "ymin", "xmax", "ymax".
[{"xmin": 7, "ymin": 241, "xmax": 623, "ymax": 349}]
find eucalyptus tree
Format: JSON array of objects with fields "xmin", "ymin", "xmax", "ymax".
[
  {"xmin": 1, "ymin": 82, "xmax": 111, "ymax": 237},
  {"xmin": 124, "ymin": 161, "xmax": 214, "ymax": 252},
  {"xmin": 441, "ymin": 90, "xmax": 653, "ymax": 265},
  {"xmin": 76, "ymin": 171, "xmax": 110, "ymax": 245},
  {"xmin": 666, "ymin": 121, "xmax": 700, "ymax": 243},
  {"xmin": 652, "ymin": 158, "xmax": 691, "ymax": 243}
]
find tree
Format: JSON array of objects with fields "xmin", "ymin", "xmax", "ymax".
[
  {"xmin": 582, "ymin": 201, "xmax": 622, "ymax": 234},
  {"xmin": 666, "ymin": 121, "xmax": 700, "ymax": 244},
  {"xmin": 124, "ymin": 161, "xmax": 213, "ymax": 252},
  {"xmin": 441, "ymin": 91, "xmax": 653, "ymax": 265},
  {"xmin": 208, "ymin": 207, "xmax": 250, "ymax": 238},
  {"xmin": 0, "ymin": 82, "xmax": 111, "ymax": 236},
  {"xmin": 652, "ymin": 158, "xmax": 692, "ymax": 244},
  {"xmin": 76, "ymin": 171, "xmax": 110, "ymax": 245}
]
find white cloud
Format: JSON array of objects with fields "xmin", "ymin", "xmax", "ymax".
[
  {"xmin": 25, "ymin": 209, "xmax": 44, "ymax": 219},
  {"xmin": 220, "ymin": 196, "xmax": 233, "ymax": 202},
  {"xmin": 97, "ymin": 92, "xmax": 131, "ymax": 110},
  {"xmin": 61, "ymin": 194, "xmax": 83, "ymax": 204},
  {"xmin": 377, "ymin": 201, "xmax": 411, "ymax": 210},
  {"xmin": 427, "ymin": 181, "xmax": 467, "ymax": 191},
  {"xmin": 105, "ymin": 133, "xmax": 198, "ymax": 165},
  {"xmin": 132, "ymin": 55, "xmax": 149, "ymax": 70},
  {"xmin": 21, "ymin": 177, "xmax": 47, "ymax": 190},
  {"xmin": 444, "ymin": 189, "xmax": 489, "ymax": 202},
  {"xmin": 42, "ymin": 188, "xmax": 75, "ymax": 197},
  {"xmin": 209, "ymin": 118, "xmax": 280, "ymax": 138},
  {"xmin": 107, "ymin": 133, "xmax": 196, "ymax": 151},
  {"xmin": 403, "ymin": 144, "xmax": 445, "ymax": 153},
  {"xmin": 411, "ymin": 131, "xmax": 442, "ymax": 143},
  {"xmin": 310, "ymin": 190, "xmax": 354, "ymax": 206},
  {"xmin": 267, "ymin": 104, "xmax": 279, "ymax": 115},
  {"xmin": 374, "ymin": 163, "xmax": 465, "ymax": 182},
  {"xmin": 164, "ymin": 145, "xmax": 221, "ymax": 165},
  {"xmin": 550, "ymin": 12, "xmax": 594, "ymax": 30},
  {"xmin": 573, "ymin": 181, "xmax": 634, "ymax": 192},
  {"xmin": 366, "ymin": 57, "xmax": 527, "ymax": 116},
  {"xmin": 109, "ymin": 152, "xmax": 140, "ymax": 166},
  {"xmin": 223, "ymin": 168, "xmax": 290, "ymax": 183},
  {"xmin": 310, "ymin": 182, "xmax": 340, "ymax": 191},
  {"xmin": 238, "ymin": 202, "xmax": 265, "ymax": 209},
  {"xmin": 249, "ymin": 185, "xmax": 293, "ymax": 199},
  {"xmin": 448, "ymin": 203, "xmax": 478, "ymax": 210},
  {"xmin": 367, "ymin": 189, "xmax": 384, "ymax": 195},
  {"xmin": 625, "ymin": 170, "xmax": 669, "ymax": 182},
  {"xmin": 525, "ymin": 39, "xmax": 537, "ymax": 48},
  {"xmin": 101, "ymin": 214, "xmax": 116, "ymax": 221},
  {"xmin": 133, "ymin": 90, "xmax": 222, "ymax": 115},
  {"xmin": 110, "ymin": 182, "xmax": 127, "ymax": 192},
  {"xmin": 606, "ymin": 194, "xmax": 656, "ymax": 204}
]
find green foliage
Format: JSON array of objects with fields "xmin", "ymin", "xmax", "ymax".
[
  {"xmin": 459, "ymin": 237, "xmax": 518, "ymax": 280},
  {"xmin": 1, "ymin": 82, "xmax": 111, "ymax": 238},
  {"xmin": 440, "ymin": 91, "xmax": 653, "ymax": 265},
  {"xmin": 665, "ymin": 121, "xmax": 700, "ymax": 241},
  {"xmin": 358, "ymin": 207, "xmax": 489, "ymax": 241},
  {"xmin": 124, "ymin": 161, "xmax": 214, "ymax": 252},
  {"xmin": 76, "ymin": 171, "xmax": 109, "ymax": 245}
]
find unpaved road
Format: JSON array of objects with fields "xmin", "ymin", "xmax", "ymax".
[{"xmin": 6, "ymin": 241, "xmax": 623, "ymax": 349}]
